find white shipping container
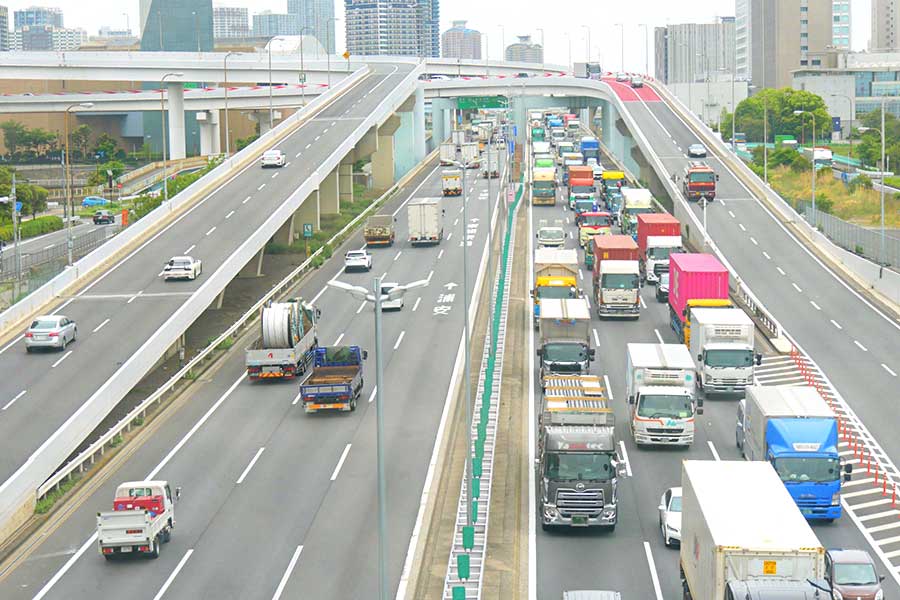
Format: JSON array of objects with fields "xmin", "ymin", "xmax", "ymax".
[{"xmin": 407, "ymin": 198, "xmax": 444, "ymax": 245}]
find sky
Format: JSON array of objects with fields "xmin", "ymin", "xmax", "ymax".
[{"xmin": 3, "ymin": 0, "xmax": 875, "ymax": 73}]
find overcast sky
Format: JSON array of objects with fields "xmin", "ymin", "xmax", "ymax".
[{"xmin": 5, "ymin": 0, "xmax": 875, "ymax": 72}]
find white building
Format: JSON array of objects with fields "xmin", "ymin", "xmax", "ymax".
[{"xmin": 214, "ymin": 6, "xmax": 250, "ymax": 39}]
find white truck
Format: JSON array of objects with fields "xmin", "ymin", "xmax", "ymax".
[
  {"xmin": 460, "ymin": 142, "xmax": 480, "ymax": 168},
  {"xmin": 680, "ymin": 460, "xmax": 826, "ymax": 600},
  {"xmin": 532, "ymin": 141, "xmax": 551, "ymax": 156},
  {"xmin": 644, "ymin": 235, "xmax": 683, "ymax": 284},
  {"xmin": 407, "ymin": 197, "xmax": 444, "ymax": 245},
  {"xmin": 439, "ymin": 142, "xmax": 456, "ymax": 165},
  {"xmin": 442, "ymin": 169, "xmax": 462, "ymax": 196},
  {"xmin": 481, "ymin": 147, "xmax": 500, "ymax": 178},
  {"xmin": 245, "ymin": 299, "xmax": 319, "ymax": 380},
  {"xmin": 537, "ymin": 298, "xmax": 594, "ymax": 377},
  {"xmin": 690, "ymin": 307, "xmax": 761, "ymax": 395},
  {"xmin": 451, "ymin": 129, "xmax": 466, "ymax": 147},
  {"xmin": 626, "ymin": 343, "xmax": 699, "ymax": 446},
  {"xmin": 594, "ymin": 260, "xmax": 640, "ymax": 319},
  {"xmin": 97, "ymin": 480, "xmax": 181, "ymax": 560}
]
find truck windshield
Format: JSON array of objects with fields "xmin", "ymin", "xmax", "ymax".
[
  {"xmin": 704, "ymin": 349, "xmax": 754, "ymax": 368},
  {"xmin": 533, "ymin": 181, "xmax": 556, "ymax": 190},
  {"xmin": 539, "ymin": 229, "xmax": 565, "ymax": 241},
  {"xmin": 543, "ymin": 343, "xmax": 588, "ymax": 363},
  {"xmin": 773, "ymin": 457, "xmax": 840, "ymax": 483},
  {"xmin": 648, "ymin": 246, "xmax": 679, "ymax": 260},
  {"xmin": 601, "ymin": 273, "xmax": 639, "ymax": 289},
  {"xmin": 637, "ymin": 394, "xmax": 693, "ymax": 419},
  {"xmin": 571, "ymin": 186, "xmax": 594, "ymax": 194},
  {"xmin": 625, "ymin": 207, "xmax": 653, "ymax": 215},
  {"xmin": 544, "ymin": 452, "xmax": 614, "ymax": 481},
  {"xmin": 689, "ymin": 172, "xmax": 716, "ymax": 183},
  {"xmin": 582, "ymin": 215, "xmax": 610, "ymax": 227},
  {"xmin": 575, "ymin": 201, "xmax": 596, "ymax": 213},
  {"xmin": 537, "ymin": 286, "xmax": 577, "ymax": 299}
]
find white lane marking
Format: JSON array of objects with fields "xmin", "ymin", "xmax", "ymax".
[
  {"xmin": 459, "ymin": 206, "xmax": 464, "ymax": 214},
  {"xmin": 639, "ymin": 295, "xmax": 647, "ymax": 309},
  {"xmin": 236, "ymin": 447, "xmax": 266, "ymax": 484},
  {"xmin": 323, "ymin": 128, "xmax": 329, "ymax": 134},
  {"xmin": 427, "ymin": 270, "xmax": 434, "ymax": 282},
  {"xmin": 883, "ymin": 364, "xmax": 898, "ymax": 377},
  {"xmin": 738, "ymin": 223, "xmax": 746, "ymax": 231},
  {"xmin": 618, "ymin": 440, "xmax": 632, "ymax": 477},
  {"xmin": 368, "ymin": 386, "xmax": 377, "ymax": 403},
  {"xmin": 243, "ymin": 195, "xmax": 251, "ymax": 204},
  {"xmin": 792, "ymin": 283, "xmax": 803, "ymax": 293},
  {"xmin": 438, "ymin": 249, "xmax": 444, "ymax": 260},
  {"xmin": 394, "ymin": 330, "xmax": 406, "ymax": 350},
  {"xmin": 356, "ymin": 300, "xmax": 366, "ymax": 314},
  {"xmin": 830, "ymin": 319, "xmax": 843, "ymax": 330},
  {"xmin": 51, "ymin": 350, "xmax": 73, "ymax": 368},
  {"xmin": 750, "ymin": 237, "xmax": 758, "ymax": 245},
  {"xmin": 578, "ymin": 269, "xmax": 584, "ymax": 281},
  {"xmin": 453, "ymin": 218, "xmax": 459, "ymax": 226},
  {"xmin": 127, "ymin": 290, "xmax": 143, "ymax": 304},
  {"xmin": 604, "ymin": 375, "xmax": 613, "ymax": 400},
  {"xmin": 394, "ymin": 251, "xmax": 402, "ymax": 261},
  {"xmin": 151, "ymin": 549, "xmax": 194, "ymax": 600},
  {"xmin": 2, "ymin": 390, "xmax": 26, "ymax": 411},
  {"xmin": 331, "ymin": 121, "xmax": 336, "ymax": 127},
  {"xmin": 285, "ymin": 162, "xmax": 291, "ymax": 168},
  {"xmin": 92, "ymin": 318, "xmax": 111, "ymax": 333},
  {"xmin": 568, "ymin": 231, "xmax": 573, "ymax": 239},
  {"xmin": 412, "ymin": 297, "xmax": 421, "ymax": 312},
  {"xmin": 776, "ymin": 266, "xmax": 785, "ymax": 275},
  {"xmin": 314, "ymin": 135, "xmax": 320, "ymax": 141},
  {"xmin": 292, "ymin": 390, "xmax": 303, "ymax": 405},
  {"xmin": 184, "ymin": 244, "xmax": 196, "ymax": 254},
  {"xmin": 32, "ymin": 535, "xmax": 98, "ymax": 599},
  {"xmin": 653, "ymin": 328, "xmax": 664, "ymax": 344},
  {"xmin": 854, "ymin": 340, "xmax": 868, "ymax": 352},
  {"xmin": 43, "ymin": 244, "xmax": 54, "ymax": 250},
  {"xmin": 296, "ymin": 151, "xmax": 302, "ymax": 158},
  {"xmin": 708, "ymin": 440, "xmax": 721, "ymax": 461},
  {"xmin": 271, "ymin": 546, "xmax": 304, "ymax": 600},
  {"xmin": 728, "ymin": 210, "xmax": 736, "ymax": 218},
  {"xmin": 330, "ymin": 444, "xmax": 352, "ymax": 481},
  {"xmin": 810, "ymin": 301, "xmax": 821, "ymax": 311},
  {"xmin": 205, "ymin": 227, "xmax": 217, "ymax": 237},
  {"xmin": 225, "ymin": 210, "xmax": 235, "ymax": 220},
  {"xmin": 762, "ymin": 251, "xmax": 771, "ymax": 260},
  {"xmin": 0, "ymin": 336, "xmax": 23, "ymax": 355},
  {"xmin": 592, "ymin": 328, "xmax": 601, "ymax": 347},
  {"xmin": 272, "ymin": 172, "xmax": 279, "ymax": 179},
  {"xmin": 334, "ymin": 333, "xmax": 344, "ymax": 345},
  {"xmin": 643, "ymin": 542, "xmax": 665, "ymax": 600},
  {"xmin": 257, "ymin": 183, "xmax": 266, "ymax": 191},
  {"xmin": 447, "ymin": 232, "xmax": 453, "ymax": 241},
  {"xmin": 305, "ymin": 143, "xmax": 311, "ymax": 149}
]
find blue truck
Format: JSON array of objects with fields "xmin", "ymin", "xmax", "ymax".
[
  {"xmin": 300, "ymin": 346, "xmax": 367, "ymax": 414},
  {"xmin": 736, "ymin": 385, "xmax": 850, "ymax": 521},
  {"xmin": 580, "ymin": 136, "xmax": 599, "ymax": 163}
]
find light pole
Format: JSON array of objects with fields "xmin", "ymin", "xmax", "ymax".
[
  {"xmin": 638, "ymin": 24, "xmax": 649, "ymax": 75},
  {"xmin": 192, "ymin": 11, "xmax": 200, "ymax": 53},
  {"xmin": 498, "ymin": 25, "xmax": 505, "ymax": 63},
  {"xmin": 859, "ymin": 95, "xmax": 887, "ymax": 265},
  {"xmin": 830, "ymin": 93, "xmax": 855, "ymax": 158},
  {"xmin": 223, "ymin": 51, "xmax": 236, "ymax": 156},
  {"xmin": 537, "ymin": 28, "xmax": 545, "ymax": 73},
  {"xmin": 581, "ymin": 25, "xmax": 591, "ymax": 62},
  {"xmin": 0, "ymin": 180, "xmax": 21, "ymax": 297},
  {"xmin": 64, "ymin": 102, "xmax": 94, "ymax": 266},
  {"xmin": 326, "ymin": 17, "xmax": 341, "ymax": 89},
  {"xmin": 160, "ymin": 72, "xmax": 184, "ymax": 204},
  {"xmin": 616, "ymin": 23, "xmax": 624, "ymax": 72},
  {"xmin": 326, "ymin": 277, "xmax": 428, "ymax": 600},
  {"xmin": 268, "ymin": 40, "xmax": 274, "ymax": 128},
  {"xmin": 763, "ymin": 95, "xmax": 769, "ymax": 183},
  {"xmin": 794, "ymin": 109, "xmax": 818, "ymax": 212},
  {"xmin": 564, "ymin": 32, "xmax": 572, "ymax": 73},
  {"xmin": 299, "ymin": 26, "xmax": 314, "ymax": 107},
  {"xmin": 484, "ymin": 33, "xmax": 490, "ymax": 77}
]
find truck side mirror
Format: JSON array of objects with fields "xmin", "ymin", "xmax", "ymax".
[
  {"xmin": 844, "ymin": 472, "xmax": 852, "ymax": 482},
  {"xmin": 844, "ymin": 463, "xmax": 853, "ymax": 474},
  {"xmin": 535, "ymin": 233, "xmax": 539, "ymax": 239},
  {"xmin": 628, "ymin": 395, "xmax": 635, "ymax": 405},
  {"xmin": 716, "ymin": 174, "xmax": 720, "ymax": 181},
  {"xmin": 588, "ymin": 348, "xmax": 595, "ymax": 358},
  {"xmin": 175, "ymin": 487, "xmax": 182, "ymax": 501},
  {"xmin": 362, "ymin": 350, "xmax": 369, "ymax": 360},
  {"xmin": 536, "ymin": 348, "xmax": 543, "ymax": 357},
  {"xmin": 697, "ymin": 354, "xmax": 703, "ymax": 362},
  {"xmin": 316, "ymin": 308, "xmax": 322, "ymax": 318},
  {"xmin": 755, "ymin": 353, "xmax": 762, "ymax": 366},
  {"xmin": 696, "ymin": 406, "xmax": 704, "ymax": 415}
]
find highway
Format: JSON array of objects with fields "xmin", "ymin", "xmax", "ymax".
[
  {"xmin": 0, "ymin": 153, "xmax": 506, "ymax": 599},
  {"xmin": 0, "ymin": 63, "xmax": 415, "ymax": 491}
]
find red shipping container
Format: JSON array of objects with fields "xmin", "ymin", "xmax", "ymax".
[
  {"xmin": 568, "ymin": 165, "xmax": 593, "ymax": 182},
  {"xmin": 592, "ymin": 235, "xmax": 639, "ymax": 279},
  {"xmin": 637, "ymin": 213, "xmax": 680, "ymax": 259},
  {"xmin": 668, "ymin": 253, "xmax": 728, "ymax": 322}
]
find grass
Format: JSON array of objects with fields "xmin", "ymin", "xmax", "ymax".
[
  {"xmin": 35, "ymin": 474, "xmax": 81, "ymax": 514},
  {"xmin": 216, "ymin": 337, "xmax": 235, "ymax": 351}
]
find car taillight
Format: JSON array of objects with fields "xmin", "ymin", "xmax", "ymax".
[
  {"xmin": 138, "ymin": 546, "xmax": 150, "ymax": 552},
  {"xmin": 102, "ymin": 547, "xmax": 113, "ymax": 554},
  {"xmin": 24, "ymin": 332, "xmax": 32, "ymax": 338},
  {"xmin": 48, "ymin": 332, "xmax": 59, "ymax": 337}
]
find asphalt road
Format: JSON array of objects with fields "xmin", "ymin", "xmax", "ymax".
[
  {"xmin": 0, "ymin": 153, "xmax": 508, "ymax": 599},
  {"xmin": 0, "ymin": 64, "xmax": 416, "ymax": 490}
]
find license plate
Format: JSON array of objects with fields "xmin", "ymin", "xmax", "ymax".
[
  {"xmin": 34, "ymin": 335, "xmax": 47, "ymax": 341},
  {"xmin": 572, "ymin": 516, "xmax": 587, "ymax": 525},
  {"xmin": 120, "ymin": 546, "xmax": 132, "ymax": 553}
]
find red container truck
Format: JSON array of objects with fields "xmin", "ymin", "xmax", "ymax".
[
  {"xmin": 592, "ymin": 235, "xmax": 641, "ymax": 319},
  {"xmin": 637, "ymin": 214, "xmax": 683, "ymax": 284},
  {"xmin": 591, "ymin": 234, "xmax": 639, "ymax": 278},
  {"xmin": 668, "ymin": 253, "xmax": 729, "ymax": 342}
]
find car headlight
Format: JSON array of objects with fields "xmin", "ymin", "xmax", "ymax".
[
  {"xmin": 832, "ymin": 591, "xmax": 843, "ymax": 600},
  {"xmin": 832, "ymin": 491, "xmax": 841, "ymax": 506},
  {"xmin": 874, "ymin": 590, "xmax": 883, "ymax": 600}
]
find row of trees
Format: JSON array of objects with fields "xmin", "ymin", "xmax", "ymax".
[
  {"xmin": 720, "ymin": 88, "xmax": 832, "ymax": 145},
  {"xmin": 0, "ymin": 166, "xmax": 50, "ymax": 220},
  {"xmin": 855, "ymin": 109, "xmax": 900, "ymax": 170},
  {"xmin": 0, "ymin": 121, "xmax": 126, "ymax": 163}
]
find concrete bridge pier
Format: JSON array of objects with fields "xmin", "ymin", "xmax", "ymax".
[
  {"xmin": 249, "ymin": 110, "xmax": 282, "ymax": 134},
  {"xmin": 166, "ymin": 82, "xmax": 186, "ymax": 160},
  {"xmin": 293, "ymin": 189, "xmax": 320, "ymax": 236},
  {"xmin": 197, "ymin": 110, "xmax": 221, "ymax": 157},
  {"xmin": 339, "ymin": 160, "xmax": 354, "ymax": 205},
  {"xmin": 319, "ymin": 167, "xmax": 340, "ymax": 215},
  {"xmin": 371, "ymin": 115, "xmax": 400, "ymax": 191}
]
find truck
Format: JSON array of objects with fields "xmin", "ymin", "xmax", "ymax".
[
  {"xmin": 550, "ymin": 128, "xmax": 567, "ymax": 146},
  {"xmin": 580, "ymin": 136, "xmax": 600, "ymax": 162},
  {"xmin": 442, "ymin": 169, "xmax": 462, "ymax": 196},
  {"xmin": 573, "ymin": 62, "xmax": 589, "ymax": 78},
  {"xmin": 567, "ymin": 166, "xmax": 595, "ymax": 210},
  {"xmin": 681, "ymin": 161, "xmax": 719, "ymax": 201},
  {"xmin": 439, "ymin": 142, "xmax": 456, "ymax": 165},
  {"xmin": 245, "ymin": 300, "xmax": 319, "ymax": 380},
  {"xmin": 690, "ymin": 307, "xmax": 760, "ymax": 396},
  {"xmin": 363, "ymin": 214, "xmax": 396, "ymax": 246},
  {"xmin": 600, "ymin": 171, "xmax": 625, "ymax": 218},
  {"xmin": 407, "ymin": 197, "xmax": 444, "ymax": 244},
  {"xmin": 460, "ymin": 142, "xmax": 480, "ymax": 168},
  {"xmin": 737, "ymin": 385, "xmax": 850, "ymax": 520},
  {"xmin": 618, "ymin": 187, "xmax": 654, "ymax": 236},
  {"xmin": 591, "ymin": 235, "xmax": 640, "ymax": 319},
  {"xmin": 531, "ymin": 126, "xmax": 546, "ymax": 143},
  {"xmin": 97, "ymin": 480, "xmax": 181, "ymax": 559},
  {"xmin": 300, "ymin": 346, "xmax": 367, "ymax": 413},
  {"xmin": 576, "ymin": 211, "xmax": 612, "ymax": 248},
  {"xmin": 532, "ymin": 141, "xmax": 551, "ymax": 156},
  {"xmin": 556, "ymin": 141, "xmax": 576, "ymax": 165},
  {"xmin": 668, "ymin": 253, "xmax": 729, "ymax": 345},
  {"xmin": 626, "ymin": 343, "xmax": 699, "ymax": 446},
  {"xmin": 537, "ymin": 374, "xmax": 623, "ymax": 531},
  {"xmin": 481, "ymin": 147, "xmax": 500, "ymax": 178},
  {"xmin": 566, "ymin": 119, "xmax": 582, "ymax": 135},
  {"xmin": 531, "ymin": 167, "xmax": 558, "ymax": 205},
  {"xmin": 537, "ymin": 298, "xmax": 594, "ymax": 377},
  {"xmin": 637, "ymin": 213, "xmax": 682, "ymax": 284},
  {"xmin": 680, "ymin": 460, "xmax": 826, "ymax": 600},
  {"xmin": 532, "ymin": 248, "xmax": 580, "ymax": 323}
]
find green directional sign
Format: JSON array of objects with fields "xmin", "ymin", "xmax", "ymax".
[
  {"xmin": 303, "ymin": 223, "xmax": 314, "ymax": 238},
  {"xmin": 183, "ymin": 82, "xmax": 201, "ymax": 89},
  {"xmin": 457, "ymin": 96, "xmax": 507, "ymax": 110}
]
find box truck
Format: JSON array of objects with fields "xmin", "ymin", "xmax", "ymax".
[
  {"xmin": 668, "ymin": 253, "xmax": 729, "ymax": 344},
  {"xmin": 407, "ymin": 197, "xmax": 444, "ymax": 244},
  {"xmin": 690, "ymin": 307, "xmax": 760, "ymax": 395},
  {"xmin": 592, "ymin": 235, "xmax": 640, "ymax": 319},
  {"xmin": 537, "ymin": 298, "xmax": 594, "ymax": 377},
  {"xmin": 637, "ymin": 214, "xmax": 682, "ymax": 284},
  {"xmin": 626, "ymin": 343, "xmax": 698, "ymax": 446}
]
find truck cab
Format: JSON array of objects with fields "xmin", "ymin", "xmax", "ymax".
[
  {"xmin": 618, "ymin": 188, "xmax": 654, "ymax": 237},
  {"xmin": 537, "ymin": 298, "xmax": 594, "ymax": 377},
  {"xmin": 690, "ymin": 308, "xmax": 761, "ymax": 396},
  {"xmin": 680, "ymin": 161, "xmax": 719, "ymax": 201},
  {"xmin": 644, "ymin": 236, "xmax": 682, "ymax": 284},
  {"xmin": 576, "ymin": 211, "xmax": 612, "ymax": 248},
  {"xmin": 531, "ymin": 168, "xmax": 558, "ymax": 205},
  {"xmin": 594, "ymin": 260, "xmax": 640, "ymax": 319}
]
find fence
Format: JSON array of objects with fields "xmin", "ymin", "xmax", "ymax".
[
  {"xmin": 0, "ymin": 225, "xmax": 119, "ymax": 280},
  {"xmin": 798, "ymin": 200, "xmax": 900, "ymax": 269}
]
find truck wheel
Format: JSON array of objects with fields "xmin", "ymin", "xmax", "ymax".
[
  {"xmin": 148, "ymin": 537, "xmax": 160, "ymax": 559},
  {"xmin": 350, "ymin": 397, "xmax": 357, "ymax": 411},
  {"xmin": 541, "ymin": 522, "xmax": 552, "ymax": 532},
  {"xmin": 162, "ymin": 528, "xmax": 171, "ymax": 543},
  {"xmin": 104, "ymin": 554, "xmax": 114, "ymax": 561}
]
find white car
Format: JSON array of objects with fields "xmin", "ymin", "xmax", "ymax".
[
  {"xmin": 379, "ymin": 282, "xmax": 404, "ymax": 310},
  {"xmin": 344, "ymin": 250, "xmax": 373, "ymax": 272},
  {"xmin": 615, "ymin": 72, "xmax": 629, "ymax": 82},
  {"xmin": 630, "ymin": 76, "xmax": 644, "ymax": 88},
  {"xmin": 658, "ymin": 487, "xmax": 682, "ymax": 547},
  {"xmin": 687, "ymin": 143, "xmax": 707, "ymax": 158},
  {"xmin": 163, "ymin": 256, "xmax": 202, "ymax": 281},
  {"xmin": 261, "ymin": 149, "xmax": 286, "ymax": 168},
  {"xmin": 25, "ymin": 315, "xmax": 77, "ymax": 352}
]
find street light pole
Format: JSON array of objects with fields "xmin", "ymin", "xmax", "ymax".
[
  {"xmin": 830, "ymin": 93, "xmax": 854, "ymax": 158},
  {"xmin": 326, "ymin": 18, "xmax": 341, "ymax": 89},
  {"xmin": 763, "ymin": 97, "xmax": 768, "ymax": 183},
  {"xmin": 616, "ymin": 23, "xmax": 624, "ymax": 72},
  {"xmin": 461, "ymin": 162, "xmax": 474, "ymax": 528},
  {"xmin": 160, "ymin": 73, "xmax": 183, "ymax": 204},
  {"xmin": 881, "ymin": 96, "xmax": 886, "ymax": 265},
  {"xmin": 795, "ymin": 110, "xmax": 818, "ymax": 212},
  {"xmin": 64, "ymin": 102, "xmax": 93, "ymax": 266},
  {"xmin": 371, "ymin": 275, "xmax": 388, "ymax": 600},
  {"xmin": 582, "ymin": 25, "xmax": 590, "ymax": 62},
  {"xmin": 223, "ymin": 51, "xmax": 236, "ymax": 156},
  {"xmin": 537, "ymin": 28, "xmax": 545, "ymax": 74},
  {"xmin": 268, "ymin": 41, "xmax": 274, "ymax": 128}
]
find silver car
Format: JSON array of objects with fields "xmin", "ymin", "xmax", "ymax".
[
  {"xmin": 380, "ymin": 282, "xmax": 404, "ymax": 310},
  {"xmin": 25, "ymin": 315, "xmax": 77, "ymax": 352},
  {"xmin": 658, "ymin": 486, "xmax": 683, "ymax": 547}
]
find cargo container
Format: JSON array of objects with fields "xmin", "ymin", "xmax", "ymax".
[
  {"xmin": 637, "ymin": 214, "xmax": 682, "ymax": 284},
  {"xmin": 592, "ymin": 236, "xmax": 640, "ymax": 319},
  {"xmin": 668, "ymin": 253, "xmax": 728, "ymax": 343}
]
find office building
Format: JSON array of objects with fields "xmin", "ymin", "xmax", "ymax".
[
  {"xmin": 872, "ymin": 0, "xmax": 900, "ymax": 51},
  {"xmin": 505, "ymin": 35, "xmax": 542, "ymax": 63},
  {"xmin": 441, "ymin": 20, "xmax": 480, "ymax": 59},
  {"xmin": 735, "ymin": 0, "xmax": 751, "ymax": 80},
  {"xmin": 139, "ymin": 0, "xmax": 214, "ymax": 52},
  {"xmin": 288, "ymin": 0, "xmax": 335, "ymax": 53},
  {"xmin": 252, "ymin": 11, "xmax": 298, "ymax": 37},
  {"xmin": 13, "ymin": 5, "xmax": 62, "ymax": 29},
  {"xmin": 653, "ymin": 18, "xmax": 735, "ymax": 85},
  {"xmin": 213, "ymin": 6, "xmax": 250, "ymax": 39},
  {"xmin": 345, "ymin": 0, "xmax": 439, "ymax": 57},
  {"xmin": 0, "ymin": 7, "xmax": 8, "ymax": 51},
  {"xmin": 10, "ymin": 25, "xmax": 87, "ymax": 51},
  {"xmin": 750, "ymin": 0, "xmax": 833, "ymax": 90},
  {"xmin": 832, "ymin": 1, "xmax": 851, "ymax": 49}
]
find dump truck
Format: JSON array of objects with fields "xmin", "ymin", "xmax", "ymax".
[
  {"xmin": 245, "ymin": 299, "xmax": 319, "ymax": 380},
  {"xmin": 637, "ymin": 213, "xmax": 682, "ymax": 284},
  {"xmin": 681, "ymin": 161, "xmax": 719, "ymax": 201},
  {"xmin": 690, "ymin": 307, "xmax": 760, "ymax": 395},
  {"xmin": 668, "ymin": 253, "xmax": 729, "ymax": 345},
  {"xmin": 363, "ymin": 214, "xmax": 395, "ymax": 246},
  {"xmin": 532, "ymin": 248, "xmax": 580, "ymax": 324},
  {"xmin": 439, "ymin": 142, "xmax": 456, "ymax": 165},
  {"xmin": 537, "ymin": 298, "xmax": 594, "ymax": 377},
  {"xmin": 592, "ymin": 235, "xmax": 640, "ymax": 319},
  {"xmin": 300, "ymin": 346, "xmax": 367, "ymax": 413},
  {"xmin": 408, "ymin": 197, "xmax": 444, "ymax": 244},
  {"xmin": 97, "ymin": 480, "xmax": 181, "ymax": 560},
  {"xmin": 442, "ymin": 169, "xmax": 462, "ymax": 196}
]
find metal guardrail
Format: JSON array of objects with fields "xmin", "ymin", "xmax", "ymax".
[
  {"xmin": 798, "ymin": 200, "xmax": 900, "ymax": 269},
  {"xmin": 0, "ymin": 226, "xmax": 119, "ymax": 279}
]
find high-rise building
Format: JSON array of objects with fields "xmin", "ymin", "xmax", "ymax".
[
  {"xmin": 441, "ymin": 20, "xmax": 481, "ymax": 60},
  {"xmin": 832, "ymin": 1, "xmax": 851, "ymax": 49},
  {"xmin": 13, "ymin": 5, "xmax": 62, "ymax": 29},
  {"xmin": 213, "ymin": 6, "xmax": 250, "ymax": 39},
  {"xmin": 872, "ymin": 0, "xmax": 900, "ymax": 51},
  {"xmin": 735, "ymin": 0, "xmax": 751, "ymax": 81},
  {"xmin": 750, "ymin": 0, "xmax": 833, "ymax": 90},
  {"xmin": 252, "ymin": 11, "xmax": 298, "ymax": 37},
  {"xmin": 505, "ymin": 35, "xmax": 543, "ymax": 63},
  {"xmin": 0, "ymin": 7, "xmax": 9, "ymax": 51},
  {"xmin": 653, "ymin": 18, "xmax": 735, "ymax": 85},
  {"xmin": 10, "ymin": 24, "xmax": 87, "ymax": 51},
  {"xmin": 139, "ymin": 0, "xmax": 214, "ymax": 52},
  {"xmin": 345, "ymin": 0, "xmax": 439, "ymax": 57},
  {"xmin": 288, "ymin": 0, "xmax": 335, "ymax": 53}
]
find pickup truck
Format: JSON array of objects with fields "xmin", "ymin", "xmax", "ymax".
[
  {"xmin": 97, "ymin": 480, "xmax": 181, "ymax": 560},
  {"xmin": 300, "ymin": 346, "xmax": 367, "ymax": 413}
]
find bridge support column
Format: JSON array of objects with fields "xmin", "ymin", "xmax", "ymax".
[
  {"xmin": 238, "ymin": 248, "xmax": 265, "ymax": 278},
  {"xmin": 339, "ymin": 161, "xmax": 354, "ymax": 205},
  {"xmin": 372, "ymin": 115, "xmax": 400, "ymax": 191},
  {"xmin": 249, "ymin": 110, "xmax": 281, "ymax": 134},
  {"xmin": 167, "ymin": 82, "xmax": 186, "ymax": 160},
  {"xmin": 273, "ymin": 212, "xmax": 295, "ymax": 246},
  {"xmin": 198, "ymin": 110, "xmax": 221, "ymax": 157},
  {"xmin": 413, "ymin": 87, "xmax": 426, "ymax": 162},
  {"xmin": 320, "ymin": 167, "xmax": 340, "ymax": 215},
  {"xmin": 431, "ymin": 98, "xmax": 454, "ymax": 143},
  {"xmin": 294, "ymin": 190, "xmax": 320, "ymax": 238}
]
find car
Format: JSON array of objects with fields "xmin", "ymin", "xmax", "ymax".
[
  {"xmin": 658, "ymin": 486, "xmax": 682, "ymax": 547},
  {"xmin": 261, "ymin": 149, "xmax": 286, "ymax": 168},
  {"xmin": 93, "ymin": 210, "xmax": 115, "ymax": 225},
  {"xmin": 163, "ymin": 256, "xmax": 202, "ymax": 280},
  {"xmin": 515, "ymin": 72, "xmax": 531, "ymax": 78},
  {"xmin": 25, "ymin": 315, "xmax": 77, "ymax": 352},
  {"xmin": 687, "ymin": 143, "xmax": 707, "ymax": 158},
  {"xmin": 344, "ymin": 249, "xmax": 372, "ymax": 272},
  {"xmin": 379, "ymin": 282, "xmax": 404, "ymax": 310},
  {"xmin": 615, "ymin": 72, "xmax": 629, "ymax": 82},
  {"xmin": 825, "ymin": 548, "xmax": 885, "ymax": 600},
  {"xmin": 656, "ymin": 272, "xmax": 670, "ymax": 302},
  {"xmin": 630, "ymin": 76, "xmax": 644, "ymax": 88},
  {"xmin": 81, "ymin": 196, "xmax": 109, "ymax": 207}
]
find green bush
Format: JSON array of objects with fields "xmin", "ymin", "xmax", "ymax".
[
  {"xmin": 849, "ymin": 174, "xmax": 874, "ymax": 191},
  {"xmin": 35, "ymin": 474, "xmax": 81, "ymax": 515},
  {"xmin": 0, "ymin": 215, "xmax": 63, "ymax": 242}
]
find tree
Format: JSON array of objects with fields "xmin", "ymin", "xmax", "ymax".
[
  {"xmin": 23, "ymin": 128, "xmax": 57, "ymax": 156},
  {"xmin": 93, "ymin": 133, "xmax": 118, "ymax": 160},
  {"xmin": 69, "ymin": 124, "xmax": 92, "ymax": 161},
  {"xmin": 0, "ymin": 121, "xmax": 27, "ymax": 156},
  {"xmin": 87, "ymin": 160, "xmax": 125, "ymax": 186},
  {"xmin": 720, "ymin": 88, "xmax": 831, "ymax": 145}
]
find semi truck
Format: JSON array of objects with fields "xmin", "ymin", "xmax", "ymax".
[
  {"xmin": 626, "ymin": 343, "xmax": 699, "ymax": 446},
  {"xmin": 97, "ymin": 480, "xmax": 181, "ymax": 559},
  {"xmin": 300, "ymin": 346, "xmax": 367, "ymax": 413},
  {"xmin": 531, "ymin": 167, "xmax": 558, "ymax": 205},
  {"xmin": 619, "ymin": 187, "xmax": 654, "ymax": 236},
  {"xmin": 407, "ymin": 197, "xmax": 444, "ymax": 244},
  {"xmin": 245, "ymin": 300, "xmax": 319, "ymax": 380},
  {"xmin": 668, "ymin": 253, "xmax": 729, "ymax": 344},
  {"xmin": 442, "ymin": 169, "xmax": 462, "ymax": 196},
  {"xmin": 537, "ymin": 298, "xmax": 594, "ymax": 377},
  {"xmin": 690, "ymin": 307, "xmax": 760, "ymax": 396},
  {"xmin": 537, "ymin": 374, "xmax": 623, "ymax": 531},
  {"xmin": 680, "ymin": 460, "xmax": 826, "ymax": 600},
  {"xmin": 481, "ymin": 147, "xmax": 500, "ymax": 178},
  {"xmin": 637, "ymin": 213, "xmax": 682, "ymax": 284},
  {"xmin": 592, "ymin": 235, "xmax": 640, "ymax": 319},
  {"xmin": 737, "ymin": 385, "xmax": 849, "ymax": 521},
  {"xmin": 363, "ymin": 214, "xmax": 395, "ymax": 247},
  {"xmin": 532, "ymin": 248, "xmax": 580, "ymax": 323},
  {"xmin": 439, "ymin": 142, "xmax": 456, "ymax": 165}
]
